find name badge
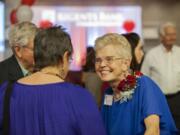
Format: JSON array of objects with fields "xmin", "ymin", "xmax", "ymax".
[{"xmin": 104, "ymin": 95, "xmax": 113, "ymax": 106}]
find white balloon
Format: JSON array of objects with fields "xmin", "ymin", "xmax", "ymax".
[{"xmin": 17, "ymin": 5, "xmax": 33, "ymax": 22}]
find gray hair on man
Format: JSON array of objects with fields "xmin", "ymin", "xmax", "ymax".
[
  {"xmin": 159, "ymin": 22, "xmax": 176, "ymax": 36},
  {"xmin": 8, "ymin": 21, "xmax": 38, "ymax": 49}
]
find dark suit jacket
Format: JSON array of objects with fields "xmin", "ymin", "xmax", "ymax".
[{"xmin": 0, "ymin": 55, "xmax": 24, "ymax": 84}]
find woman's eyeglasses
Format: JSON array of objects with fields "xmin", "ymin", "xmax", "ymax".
[{"xmin": 95, "ymin": 56, "xmax": 123, "ymax": 65}]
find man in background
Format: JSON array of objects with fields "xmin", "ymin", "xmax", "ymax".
[
  {"xmin": 141, "ymin": 22, "xmax": 180, "ymax": 130},
  {"xmin": 0, "ymin": 22, "xmax": 38, "ymax": 84}
]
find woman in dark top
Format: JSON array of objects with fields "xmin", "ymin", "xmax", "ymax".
[{"xmin": 82, "ymin": 47, "xmax": 102, "ymax": 107}]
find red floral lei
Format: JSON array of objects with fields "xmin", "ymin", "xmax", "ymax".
[{"xmin": 117, "ymin": 71, "xmax": 143, "ymax": 92}]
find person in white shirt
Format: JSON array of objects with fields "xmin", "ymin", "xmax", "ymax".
[{"xmin": 141, "ymin": 22, "xmax": 180, "ymax": 130}]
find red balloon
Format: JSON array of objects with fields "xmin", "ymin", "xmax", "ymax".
[
  {"xmin": 39, "ymin": 20, "xmax": 53, "ymax": 29},
  {"xmin": 123, "ymin": 20, "xmax": 135, "ymax": 32},
  {"xmin": 10, "ymin": 9, "xmax": 18, "ymax": 24},
  {"xmin": 21, "ymin": 0, "xmax": 35, "ymax": 6}
]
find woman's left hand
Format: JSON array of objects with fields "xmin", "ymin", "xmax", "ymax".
[{"xmin": 144, "ymin": 114, "xmax": 160, "ymax": 135}]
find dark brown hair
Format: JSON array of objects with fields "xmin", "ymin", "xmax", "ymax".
[
  {"xmin": 122, "ymin": 32, "xmax": 143, "ymax": 71},
  {"xmin": 82, "ymin": 47, "xmax": 96, "ymax": 72}
]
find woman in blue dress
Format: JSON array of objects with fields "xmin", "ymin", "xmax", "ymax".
[
  {"xmin": 94, "ymin": 33, "xmax": 178, "ymax": 135},
  {"xmin": 0, "ymin": 26, "xmax": 106, "ymax": 135}
]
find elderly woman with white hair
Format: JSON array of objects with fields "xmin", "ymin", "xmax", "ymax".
[{"xmin": 94, "ymin": 33, "xmax": 178, "ymax": 135}]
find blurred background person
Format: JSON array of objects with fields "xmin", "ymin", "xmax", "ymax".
[
  {"xmin": 66, "ymin": 71, "xmax": 84, "ymax": 87},
  {"xmin": 122, "ymin": 32, "xmax": 144, "ymax": 71},
  {"xmin": 95, "ymin": 33, "xmax": 178, "ymax": 135},
  {"xmin": 82, "ymin": 46, "xmax": 102, "ymax": 107},
  {"xmin": 0, "ymin": 26, "xmax": 106, "ymax": 135},
  {"xmin": 141, "ymin": 22, "xmax": 180, "ymax": 130},
  {"xmin": 0, "ymin": 22, "xmax": 38, "ymax": 84}
]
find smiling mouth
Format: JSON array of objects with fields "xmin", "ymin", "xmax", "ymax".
[{"xmin": 99, "ymin": 70, "xmax": 113, "ymax": 76}]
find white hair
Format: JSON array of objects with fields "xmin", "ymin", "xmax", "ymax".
[
  {"xmin": 8, "ymin": 21, "xmax": 37, "ymax": 48},
  {"xmin": 159, "ymin": 22, "xmax": 176, "ymax": 36},
  {"xmin": 95, "ymin": 33, "xmax": 132, "ymax": 59}
]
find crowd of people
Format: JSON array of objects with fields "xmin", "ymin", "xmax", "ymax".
[{"xmin": 0, "ymin": 21, "xmax": 179, "ymax": 135}]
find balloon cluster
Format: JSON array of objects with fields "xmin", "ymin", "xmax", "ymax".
[{"xmin": 10, "ymin": 0, "xmax": 35, "ymax": 24}]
